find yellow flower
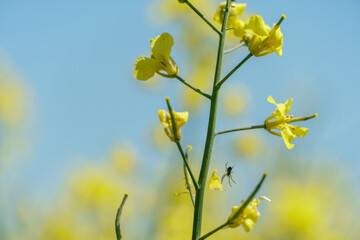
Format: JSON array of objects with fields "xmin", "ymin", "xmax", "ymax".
[
  {"xmin": 265, "ymin": 96, "xmax": 313, "ymax": 149},
  {"xmin": 227, "ymin": 197, "xmax": 271, "ymax": 232},
  {"xmin": 208, "ymin": 170, "xmax": 224, "ymax": 191},
  {"xmin": 157, "ymin": 109, "xmax": 188, "ymax": 142},
  {"xmin": 214, "ymin": 2, "xmax": 246, "ymax": 27},
  {"xmin": 233, "ymin": 19, "xmax": 246, "ymax": 38},
  {"xmin": 134, "ymin": 33, "xmax": 179, "ymax": 80},
  {"xmin": 243, "ymin": 14, "xmax": 285, "ymax": 57}
]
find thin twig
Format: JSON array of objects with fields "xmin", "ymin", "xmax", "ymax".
[
  {"xmin": 215, "ymin": 124, "xmax": 265, "ymax": 136},
  {"xmin": 184, "ymin": 0, "xmax": 222, "ymax": 36},
  {"xmin": 224, "ymin": 42, "xmax": 245, "ymax": 54},
  {"xmin": 165, "ymin": 98, "xmax": 200, "ymax": 190},
  {"xmin": 115, "ymin": 193, "xmax": 129, "ymax": 240},
  {"xmin": 216, "ymin": 53, "xmax": 253, "ymax": 89},
  {"xmin": 198, "ymin": 222, "xmax": 228, "ymax": 240},
  {"xmin": 198, "ymin": 173, "xmax": 268, "ymax": 240},
  {"xmin": 227, "ymin": 173, "xmax": 267, "ymax": 223},
  {"xmin": 184, "ymin": 146, "xmax": 196, "ymax": 206},
  {"xmin": 175, "ymin": 75, "xmax": 212, "ymax": 100}
]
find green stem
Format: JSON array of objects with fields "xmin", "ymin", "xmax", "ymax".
[
  {"xmin": 216, "ymin": 124, "xmax": 265, "ymax": 136},
  {"xmin": 224, "ymin": 42, "xmax": 245, "ymax": 54},
  {"xmin": 165, "ymin": 98, "xmax": 200, "ymax": 190},
  {"xmin": 115, "ymin": 193, "xmax": 128, "ymax": 240},
  {"xmin": 176, "ymin": 142, "xmax": 200, "ymax": 190},
  {"xmin": 216, "ymin": 53, "xmax": 253, "ymax": 89},
  {"xmin": 191, "ymin": 0, "xmax": 232, "ymax": 239},
  {"xmin": 184, "ymin": 146, "xmax": 196, "ymax": 206},
  {"xmin": 175, "ymin": 75, "xmax": 212, "ymax": 100},
  {"xmin": 227, "ymin": 173, "xmax": 267, "ymax": 223},
  {"xmin": 198, "ymin": 222, "xmax": 228, "ymax": 240},
  {"xmin": 288, "ymin": 113, "xmax": 318, "ymax": 124},
  {"xmin": 184, "ymin": 0, "xmax": 222, "ymax": 36}
]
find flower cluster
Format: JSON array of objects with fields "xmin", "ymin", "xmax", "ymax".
[
  {"xmin": 134, "ymin": 33, "xmax": 178, "ymax": 81},
  {"xmin": 265, "ymin": 96, "xmax": 317, "ymax": 149},
  {"xmin": 214, "ymin": 2, "xmax": 285, "ymax": 57},
  {"xmin": 157, "ymin": 108, "xmax": 188, "ymax": 142},
  {"xmin": 227, "ymin": 197, "xmax": 271, "ymax": 232}
]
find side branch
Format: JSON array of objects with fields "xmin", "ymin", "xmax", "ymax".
[
  {"xmin": 183, "ymin": 0, "xmax": 222, "ymax": 36},
  {"xmin": 215, "ymin": 124, "xmax": 265, "ymax": 136},
  {"xmin": 227, "ymin": 173, "xmax": 267, "ymax": 223},
  {"xmin": 198, "ymin": 173, "xmax": 268, "ymax": 240},
  {"xmin": 115, "ymin": 193, "xmax": 129, "ymax": 240},
  {"xmin": 216, "ymin": 53, "xmax": 253, "ymax": 89},
  {"xmin": 176, "ymin": 142, "xmax": 200, "ymax": 191},
  {"xmin": 175, "ymin": 75, "xmax": 212, "ymax": 100},
  {"xmin": 198, "ymin": 222, "xmax": 228, "ymax": 240},
  {"xmin": 165, "ymin": 98, "xmax": 200, "ymax": 190},
  {"xmin": 184, "ymin": 146, "xmax": 196, "ymax": 206}
]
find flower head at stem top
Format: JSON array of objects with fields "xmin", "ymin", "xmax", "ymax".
[
  {"xmin": 227, "ymin": 196, "xmax": 271, "ymax": 232},
  {"xmin": 214, "ymin": 2, "xmax": 246, "ymax": 28},
  {"xmin": 264, "ymin": 96, "xmax": 317, "ymax": 149},
  {"xmin": 235, "ymin": 14, "xmax": 285, "ymax": 57},
  {"xmin": 134, "ymin": 33, "xmax": 179, "ymax": 80},
  {"xmin": 157, "ymin": 98, "xmax": 188, "ymax": 142},
  {"xmin": 208, "ymin": 170, "xmax": 224, "ymax": 192}
]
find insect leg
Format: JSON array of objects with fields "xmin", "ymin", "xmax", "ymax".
[{"xmin": 230, "ymin": 175, "xmax": 236, "ymax": 184}]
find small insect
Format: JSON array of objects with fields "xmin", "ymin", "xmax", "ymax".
[{"xmin": 221, "ymin": 162, "xmax": 236, "ymax": 187}]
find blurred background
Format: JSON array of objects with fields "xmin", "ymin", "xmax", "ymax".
[{"xmin": 0, "ymin": 0, "xmax": 359, "ymax": 239}]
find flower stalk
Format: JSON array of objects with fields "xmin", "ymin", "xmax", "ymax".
[
  {"xmin": 166, "ymin": 97, "xmax": 200, "ymax": 190},
  {"xmin": 191, "ymin": 0, "xmax": 232, "ymax": 239},
  {"xmin": 216, "ymin": 124, "xmax": 265, "ymax": 136},
  {"xmin": 184, "ymin": 146, "xmax": 196, "ymax": 206},
  {"xmin": 199, "ymin": 173, "xmax": 267, "ymax": 240},
  {"xmin": 175, "ymin": 75, "xmax": 212, "ymax": 100},
  {"xmin": 182, "ymin": 0, "xmax": 222, "ymax": 36},
  {"xmin": 115, "ymin": 193, "xmax": 129, "ymax": 240}
]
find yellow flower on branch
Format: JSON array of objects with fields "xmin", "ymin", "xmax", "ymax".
[
  {"xmin": 214, "ymin": 2, "xmax": 246, "ymax": 27},
  {"xmin": 134, "ymin": 33, "xmax": 179, "ymax": 80},
  {"xmin": 242, "ymin": 14, "xmax": 285, "ymax": 57},
  {"xmin": 227, "ymin": 197, "xmax": 271, "ymax": 232},
  {"xmin": 208, "ymin": 170, "xmax": 224, "ymax": 191},
  {"xmin": 264, "ymin": 96, "xmax": 317, "ymax": 149},
  {"xmin": 157, "ymin": 109, "xmax": 188, "ymax": 142}
]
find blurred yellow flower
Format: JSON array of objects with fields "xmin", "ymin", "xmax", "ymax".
[
  {"xmin": 265, "ymin": 96, "xmax": 313, "ymax": 149},
  {"xmin": 0, "ymin": 70, "xmax": 25, "ymax": 127},
  {"xmin": 157, "ymin": 109, "xmax": 188, "ymax": 142},
  {"xmin": 235, "ymin": 133, "xmax": 263, "ymax": 158},
  {"xmin": 222, "ymin": 84, "xmax": 249, "ymax": 116},
  {"xmin": 209, "ymin": 169, "xmax": 224, "ymax": 191},
  {"xmin": 214, "ymin": 2, "xmax": 246, "ymax": 27},
  {"xmin": 134, "ymin": 33, "xmax": 179, "ymax": 80},
  {"xmin": 227, "ymin": 197, "xmax": 270, "ymax": 232},
  {"xmin": 110, "ymin": 144, "xmax": 137, "ymax": 174},
  {"xmin": 243, "ymin": 14, "xmax": 284, "ymax": 57}
]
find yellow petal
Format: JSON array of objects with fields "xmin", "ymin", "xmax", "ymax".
[
  {"xmin": 173, "ymin": 111, "xmax": 189, "ymax": 128},
  {"xmin": 289, "ymin": 125, "xmax": 308, "ymax": 137},
  {"xmin": 284, "ymin": 98, "xmax": 293, "ymax": 114},
  {"xmin": 233, "ymin": 20, "xmax": 246, "ymax": 38},
  {"xmin": 267, "ymin": 95, "xmax": 276, "ymax": 105},
  {"xmin": 134, "ymin": 57, "xmax": 157, "ymax": 80},
  {"xmin": 244, "ymin": 15, "xmax": 270, "ymax": 37},
  {"xmin": 150, "ymin": 33, "xmax": 174, "ymax": 60},
  {"xmin": 280, "ymin": 125, "xmax": 295, "ymax": 149},
  {"xmin": 208, "ymin": 170, "xmax": 224, "ymax": 191},
  {"xmin": 214, "ymin": 2, "xmax": 246, "ymax": 27},
  {"xmin": 157, "ymin": 110, "xmax": 170, "ymax": 127},
  {"xmin": 232, "ymin": 3, "xmax": 246, "ymax": 16},
  {"xmin": 242, "ymin": 218, "xmax": 256, "ymax": 232}
]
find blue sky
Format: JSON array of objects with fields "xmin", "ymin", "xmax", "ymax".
[{"xmin": 0, "ymin": 0, "xmax": 359, "ymax": 198}]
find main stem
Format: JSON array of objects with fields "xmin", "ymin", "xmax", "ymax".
[{"xmin": 191, "ymin": 1, "xmax": 231, "ymax": 239}]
